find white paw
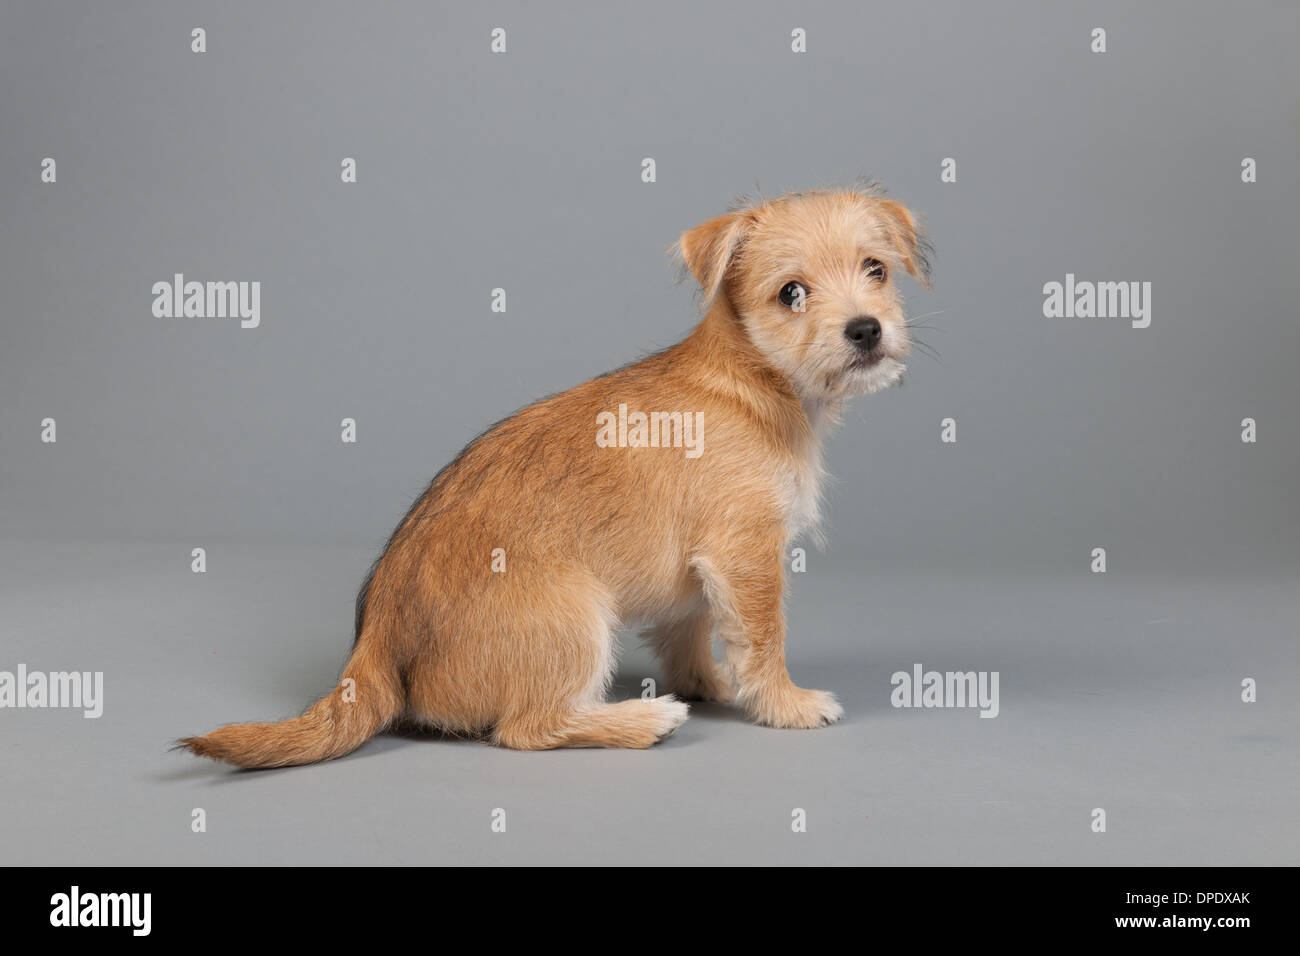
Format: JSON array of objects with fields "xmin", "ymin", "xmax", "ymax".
[
  {"xmin": 752, "ymin": 687, "xmax": 843, "ymax": 729},
  {"xmin": 808, "ymin": 690, "xmax": 845, "ymax": 726},
  {"xmin": 650, "ymin": 694, "xmax": 690, "ymax": 740}
]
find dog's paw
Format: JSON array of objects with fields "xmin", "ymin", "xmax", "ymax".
[
  {"xmin": 649, "ymin": 694, "xmax": 691, "ymax": 742},
  {"xmin": 751, "ymin": 687, "xmax": 843, "ymax": 729}
]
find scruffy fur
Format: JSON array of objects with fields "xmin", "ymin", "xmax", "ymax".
[{"xmin": 180, "ymin": 186, "xmax": 932, "ymax": 767}]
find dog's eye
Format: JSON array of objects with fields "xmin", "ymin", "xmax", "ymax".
[
  {"xmin": 778, "ymin": 281, "xmax": 806, "ymax": 309},
  {"xmin": 863, "ymin": 258, "xmax": 887, "ymax": 282}
]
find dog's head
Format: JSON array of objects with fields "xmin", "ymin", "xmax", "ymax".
[{"xmin": 678, "ymin": 187, "xmax": 931, "ymax": 402}]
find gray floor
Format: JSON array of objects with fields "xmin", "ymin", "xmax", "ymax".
[{"xmin": 2, "ymin": 537, "xmax": 1296, "ymax": 866}]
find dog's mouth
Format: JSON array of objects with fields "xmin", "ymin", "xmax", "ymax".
[
  {"xmin": 834, "ymin": 349, "xmax": 906, "ymax": 397},
  {"xmin": 846, "ymin": 349, "xmax": 887, "ymax": 371}
]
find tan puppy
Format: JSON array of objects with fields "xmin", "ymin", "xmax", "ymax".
[{"xmin": 181, "ymin": 185, "xmax": 931, "ymax": 767}]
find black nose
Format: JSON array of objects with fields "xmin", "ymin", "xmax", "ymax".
[{"xmin": 844, "ymin": 316, "xmax": 882, "ymax": 351}]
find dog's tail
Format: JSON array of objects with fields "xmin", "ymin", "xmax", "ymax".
[{"xmin": 178, "ymin": 636, "xmax": 404, "ymax": 769}]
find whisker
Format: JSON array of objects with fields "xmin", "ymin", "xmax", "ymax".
[
  {"xmin": 909, "ymin": 338, "xmax": 942, "ymax": 363},
  {"xmin": 904, "ymin": 310, "xmax": 948, "ymax": 327}
]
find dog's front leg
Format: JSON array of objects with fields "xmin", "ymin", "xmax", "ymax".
[{"xmin": 692, "ymin": 534, "xmax": 843, "ymax": 729}]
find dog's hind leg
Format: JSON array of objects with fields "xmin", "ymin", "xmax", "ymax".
[
  {"xmin": 493, "ymin": 696, "xmax": 689, "ymax": 750},
  {"xmin": 464, "ymin": 567, "xmax": 689, "ymax": 750}
]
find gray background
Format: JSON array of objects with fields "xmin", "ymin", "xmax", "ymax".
[{"xmin": 1, "ymin": 0, "xmax": 1297, "ymax": 865}]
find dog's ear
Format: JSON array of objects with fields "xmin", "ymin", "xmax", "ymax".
[
  {"xmin": 877, "ymin": 199, "xmax": 933, "ymax": 290},
  {"xmin": 676, "ymin": 211, "xmax": 751, "ymax": 307}
]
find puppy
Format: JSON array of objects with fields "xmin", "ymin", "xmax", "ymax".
[{"xmin": 181, "ymin": 185, "xmax": 931, "ymax": 767}]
